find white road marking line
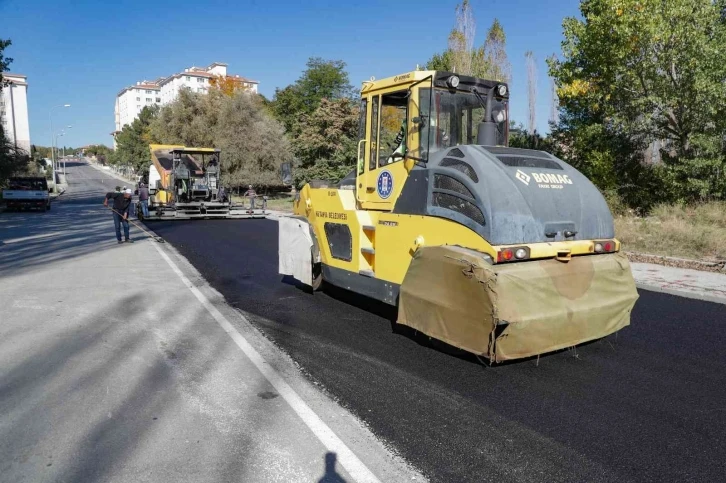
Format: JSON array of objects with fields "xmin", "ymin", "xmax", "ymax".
[
  {"xmin": 153, "ymin": 243, "xmax": 381, "ymax": 483},
  {"xmin": 1, "ymin": 232, "xmax": 62, "ymax": 244}
]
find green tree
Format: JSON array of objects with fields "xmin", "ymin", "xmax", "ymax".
[
  {"xmin": 426, "ymin": 50, "xmax": 454, "ymax": 72},
  {"xmin": 215, "ymin": 91, "xmax": 292, "ymax": 187},
  {"xmin": 482, "ymin": 19, "xmax": 511, "ymax": 82},
  {"xmin": 152, "ymin": 88, "xmax": 291, "ymax": 187},
  {"xmin": 151, "ymin": 88, "xmax": 217, "ymax": 147},
  {"xmin": 270, "ymin": 57, "xmax": 353, "ymax": 134},
  {"xmin": 0, "ymin": 37, "xmax": 32, "ymax": 186},
  {"xmin": 426, "ymin": 2, "xmax": 511, "ymax": 82},
  {"xmin": 508, "ymin": 121, "xmax": 554, "ymax": 152},
  {"xmin": 84, "ymin": 145, "xmax": 112, "ymax": 157},
  {"xmin": 549, "ymin": 0, "xmax": 726, "ymax": 205},
  {"xmin": 0, "ymin": 38, "xmax": 11, "ymax": 87},
  {"xmin": 31, "ymin": 145, "xmax": 71, "ymax": 160},
  {"xmin": 112, "ymin": 105, "xmax": 159, "ymax": 172},
  {"xmin": 0, "ymin": 128, "xmax": 32, "ymax": 186},
  {"xmin": 291, "ymin": 98, "xmax": 359, "ymax": 187}
]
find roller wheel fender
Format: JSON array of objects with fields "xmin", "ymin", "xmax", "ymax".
[{"xmin": 288, "ymin": 215, "xmax": 323, "ymax": 291}]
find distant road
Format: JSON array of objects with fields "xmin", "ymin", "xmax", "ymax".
[{"xmin": 149, "ymin": 218, "xmax": 726, "ymax": 483}]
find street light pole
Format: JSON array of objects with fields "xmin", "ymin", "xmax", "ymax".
[
  {"xmin": 63, "ymin": 125, "xmax": 72, "ymax": 174},
  {"xmin": 49, "ymin": 104, "xmax": 70, "ymax": 179},
  {"xmin": 54, "ymin": 131, "xmax": 64, "ymax": 177}
]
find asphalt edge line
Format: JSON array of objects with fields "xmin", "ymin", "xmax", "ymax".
[
  {"xmin": 635, "ymin": 282, "xmax": 726, "ymax": 306},
  {"xmin": 152, "ymin": 242, "xmax": 382, "ymax": 483}
]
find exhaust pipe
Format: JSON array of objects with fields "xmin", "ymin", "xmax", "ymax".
[{"xmin": 477, "ymin": 86, "xmax": 498, "ymax": 146}]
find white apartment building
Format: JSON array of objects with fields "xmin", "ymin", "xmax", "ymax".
[
  {"xmin": 159, "ymin": 62, "xmax": 258, "ymax": 105},
  {"xmin": 112, "ymin": 62, "xmax": 258, "ymax": 147},
  {"xmin": 1, "ymin": 73, "xmax": 31, "ymax": 154},
  {"xmin": 113, "ymin": 79, "xmax": 162, "ymax": 146}
]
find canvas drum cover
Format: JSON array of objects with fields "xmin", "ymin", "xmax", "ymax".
[
  {"xmin": 397, "ymin": 245, "xmax": 639, "ymax": 362},
  {"xmin": 278, "ymin": 217, "xmax": 313, "ymax": 286}
]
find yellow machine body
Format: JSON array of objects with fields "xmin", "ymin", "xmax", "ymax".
[{"xmin": 282, "ymin": 69, "xmax": 639, "ymax": 362}]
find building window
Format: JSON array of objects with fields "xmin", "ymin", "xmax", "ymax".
[
  {"xmin": 146, "ymin": 98, "xmax": 152, "ymax": 103},
  {"xmin": 156, "ymin": 98, "xmax": 161, "ymax": 103},
  {"xmin": 146, "ymin": 90, "xmax": 152, "ymax": 94},
  {"xmin": 186, "ymin": 76, "xmax": 191, "ymax": 81},
  {"xmin": 136, "ymin": 97, "xmax": 140, "ymax": 101}
]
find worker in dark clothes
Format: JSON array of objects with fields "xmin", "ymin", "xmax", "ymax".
[
  {"xmin": 104, "ymin": 188, "xmax": 134, "ymax": 243},
  {"xmin": 217, "ymin": 186, "xmax": 228, "ymax": 203},
  {"xmin": 137, "ymin": 182, "xmax": 150, "ymax": 218}
]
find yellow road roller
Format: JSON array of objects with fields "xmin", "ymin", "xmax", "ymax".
[{"xmin": 278, "ymin": 69, "xmax": 639, "ymax": 362}]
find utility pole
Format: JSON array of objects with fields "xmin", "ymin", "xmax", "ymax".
[
  {"xmin": 547, "ymin": 54, "xmax": 559, "ymax": 126},
  {"xmin": 62, "ymin": 125, "xmax": 71, "ymax": 174},
  {"xmin": 49, "ymin": 104, "xmax": 70, "ymax": 190},
  {"xmin": 525, "ymin": 51, "xmax": 537, "ymax": 136}
]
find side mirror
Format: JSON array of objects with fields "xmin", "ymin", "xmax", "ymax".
[{"xmin": 404, "ymin": 157, "xmax": 415, "ymax": 173}]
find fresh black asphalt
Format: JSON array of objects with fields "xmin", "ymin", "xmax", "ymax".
[{"xmin": 148, "ymin": 218, "xmax": 726, "ymax": 483}]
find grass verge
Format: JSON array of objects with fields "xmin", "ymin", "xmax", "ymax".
[
  {"xmin": 615, "ymin": 202, "xmax": 726, "ymax": 261},
  {"xmin": 231, "ymin": 194, "xmax": 294, "ymax": 212}
]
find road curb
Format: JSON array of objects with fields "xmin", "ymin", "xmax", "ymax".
[
  {"xmin": 87, "ymin": 161, "xmax": 136, "ymax": 185},
  {"xmin": 626, "ymin": 251, "xmax": 726, "ymax": 274}
]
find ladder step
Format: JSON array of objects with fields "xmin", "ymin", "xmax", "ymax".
[
  {"xmin": 361, "ymin": 247, "xmax": 375, "ymax": 254},
  {"xmin": 359, "ymin": 269, "xmax": 375, "ymax": 278},
  {"xmin": 362, "ymin": 224, "xmax": 376, "ymax": 231}
]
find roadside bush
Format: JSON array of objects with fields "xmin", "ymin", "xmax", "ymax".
[{"xmin": 614, "ymin": 201, "xmax": 726, "ymax": 260}]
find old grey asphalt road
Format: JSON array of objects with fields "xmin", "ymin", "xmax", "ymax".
[
  {"xmin": 148, "ymin": 213, "xmax": 726, "ymax": 483},
  {"xmin": 0, "ymin": 160, "xmax": 424, "ymax": 483}
]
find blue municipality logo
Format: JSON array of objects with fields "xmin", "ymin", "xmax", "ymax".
[{"xmin": 377, "ymin": 170, "xmax": 394, "ymax": 199}]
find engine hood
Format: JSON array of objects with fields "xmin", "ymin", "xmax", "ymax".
[{"xmin": 393, "ymin": 145, "xmax": 615, "ymax": 245}]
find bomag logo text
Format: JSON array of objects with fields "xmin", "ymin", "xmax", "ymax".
[{"xmin": 531, "ymin": 172, "xmax": 573, "ymax": 189}]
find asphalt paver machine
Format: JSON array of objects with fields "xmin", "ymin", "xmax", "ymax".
[{"xmin": 141, "ymin": 144, "xmax": 266, "ymax": 220}]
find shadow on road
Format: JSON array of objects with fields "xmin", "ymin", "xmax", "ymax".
[
  {"xmin": 318, "ymin": 452, "xmax": 346, "ymax": 483},
  {"xmin": 0, "ymin": 292, "xmax": 266, "ymax": 481},
  {"xmin": 0, "ymin": 167, "xmax": 150, "ymax": 278}
]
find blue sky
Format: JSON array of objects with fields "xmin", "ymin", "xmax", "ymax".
[{"xmin": 0, "ymin": 0, "xmax": 581, "ymax": 148}]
